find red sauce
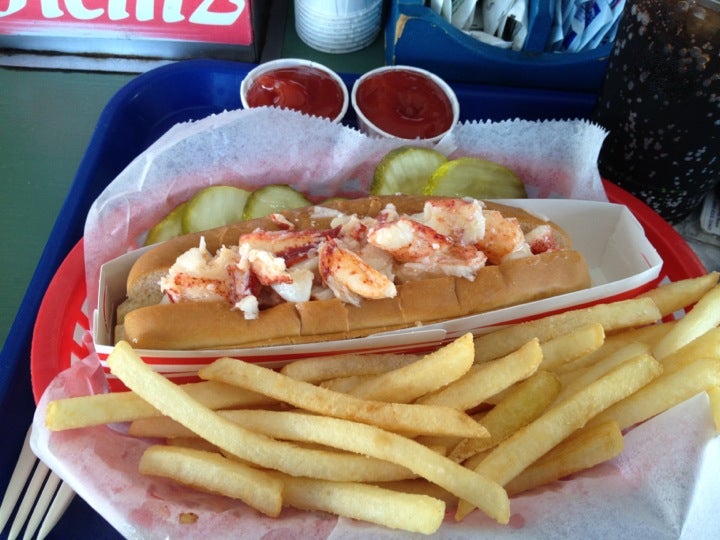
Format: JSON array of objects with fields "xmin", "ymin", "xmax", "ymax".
[
  {"xmin": 245, "ymin": 66, "xmax": 346, "ymax": 121},
  {"xmin": 355, "ymin": 69, "xmax": 454, "ymax": 139}
]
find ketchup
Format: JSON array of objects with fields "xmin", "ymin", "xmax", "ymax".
[
  {"xmin": 244, "ymin": 66, "xmax": 346, "ymax": 121},
  {"xmin": 355, "ymin": 69, "xmax": 454, "ymax": 139}
]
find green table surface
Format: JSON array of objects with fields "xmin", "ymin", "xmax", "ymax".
[
  {"xmin": 0, "ymin": 6, "xmax": 385, "ymax": 351},
  {"xmin": 0, "ymin": 69, "xmax": 135, "ymax": 350}
]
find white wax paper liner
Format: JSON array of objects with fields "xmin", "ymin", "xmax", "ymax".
[
  {"xmin": 31, "ymin": 354, "xmax": 720, "ymax": 539},
  {"xmin": 82, "ymin": 107, "xmax": 608, "ymax": 321}
]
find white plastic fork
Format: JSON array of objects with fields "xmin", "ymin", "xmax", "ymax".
[{"xmin": 0, "ymin": 426, "xmax": 75, "ymax": 540}]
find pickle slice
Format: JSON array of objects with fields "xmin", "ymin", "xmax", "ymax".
[
  {"xmin": 370, "ymin": 146, "xmax": 448, "ymax": 195},
  {"xmin": 181, "ymin": 185, "xmax": 251, "ymax": 234},
  {"xmin": 145, "ymin": 201, "xmax": 189, "ymax": 245},
  {"xmin": 242, "ymin": 184, "xmax": 312, "ymax": 220},
  {"xmin": 318, "ymin": 196, "xmax": 347, "ymax": 206},
  {"xmin": 424, "ymin": 157, "xmax": 527, "ymax": 199}
]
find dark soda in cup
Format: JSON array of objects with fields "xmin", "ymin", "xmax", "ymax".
[{"xmin": 593, "ymin": 0, "xmax": 720, "ymax": 223}]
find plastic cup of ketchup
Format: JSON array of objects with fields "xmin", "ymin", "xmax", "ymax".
[
  {"xmin": 241, "ymin": 58, "xmax": 349, "ymax": 123},
  {"xmin": 351, "ymin": 65, "xmax": 460, "ymax": 142}
]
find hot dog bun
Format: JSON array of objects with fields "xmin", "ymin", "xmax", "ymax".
[{"xmin": 119, "ymin": 195, "xmax": 591, "ymax": 350}]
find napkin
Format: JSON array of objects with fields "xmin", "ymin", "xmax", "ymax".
[
  {"xmin": 31, "ymin": 354, "xmax": 720, "ymax": 539},
  {"xmin": 82, "ymin": 107, "xmax": 608, "ymax": 321}
]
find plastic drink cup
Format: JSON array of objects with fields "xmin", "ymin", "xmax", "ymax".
[{"xmin": 593, "ymin": 0, "xmax": 720, "ymax": 223}]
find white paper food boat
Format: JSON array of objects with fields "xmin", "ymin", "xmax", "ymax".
[{"xmin": 93, "ymin": 199, "xmax": 663, "ymax": 387}]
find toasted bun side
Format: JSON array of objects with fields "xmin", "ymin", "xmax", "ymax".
[
  {"xmin": 124, "ymin": 195, "xmax": 573, "ymax": 310},
  {"xmin": 456, "ymin": 250, "xmax": 591, "ymax": 316},
  {"xmin": 121, "ymin": 250, "xmax": 591, "ymax": 350},
  {"xmin": 122, "ymin": 301, "xmax": 302, "ymax": 351},
  {"xmin": 117, "ymin": 269, "xmax": 167, "ymax": 324}
]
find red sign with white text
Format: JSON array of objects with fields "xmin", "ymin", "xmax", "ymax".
[{"xmin": 0, "ymin": 0, "xmax": 253, "ymax": 45}]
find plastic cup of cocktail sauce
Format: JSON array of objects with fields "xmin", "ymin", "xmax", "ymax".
[
  {"xmin": 351, "ymin": 65, "xmax": 460, "ymax": 142},
  {"xmin": 240, "ymin": 58, "xmax": 349, "ymax": 123}
]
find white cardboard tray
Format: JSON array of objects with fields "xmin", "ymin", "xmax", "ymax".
[{"xmin": 94, "ymin": 199, "xmax": 663, "ymax": 378}]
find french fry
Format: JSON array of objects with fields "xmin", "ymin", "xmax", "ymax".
[
  {"xmin": 553, "ymin": 343, "xmax": 651, "ymax": 405},
  {"xmin": 217, "ymin": 409, "xmax": 508, "ymax": 523},
  {"xmin": 108, "ymin": 344, "xmax": 428, "ymax": 483},
  {"xmin": 455, "ymin": 353, "xmax": 662, "ymax": 520},
  {"xmin": 416, "ymin": 339, "xmax": 542, "ymax": 410},
  {"xmin": 473, "ymin": 297, "xmax": 661, "ymax": 363},
  {"xmin": 139, "ymin": 445, "xmax": 283, "ymax": 517},
  {"xmin": 638, "ymin": 272, "xmax": 719, "ymax": 317},
  {"xmin": 659, "ymin": 327, "xmax": 720, "ymax": 375},
  {"xmin": 53, "ymin": 273, "xmax": 720, "ymax": 533},
  {"xmin": 132, "ymin": 412, "xmax": 422, "ymax": 483},
  {"xmin": 590, "ymin": 358, "xmax": 720, "ymax": 431},
  {"xmin": 280, "ymin": 352, "xmax": 420, "ymax": 383},
  {"xmin": 653, "ymin": 285, "xmax": 720, "ymax": 360},
  {"xmin": 462, "ymin": 449, "xmax": 491, "ymax": 470},
  {"xmin": 129, "ymin": 415, "xmax": 197, "ymax": 438},
  {"xmin": 539, "ymin": 323, "xmax": 605, "ymax": 371},
  {"xmin": 320, "ymin": 374, "xmax": 374, "ymax": 393},
  {"xmin": 199, "ymin": 357, "xmax": 488, "ymax": 438},
  {"xmin": 504, "ymin": 420, "xmax": 624, "ymax": 496},
  {"xmin": 45, "ymin": 380, "xmax": 274, "ymax": 431},
  {"xmin": 271, "ymin": 473, "xmax": 445, "ymax": 535},
  {"xmin": 376, "ymin": 479, "xmax": 457, "ymax": 507},
  {"xmin": 448, "ymin": 371, "xmax": 561, "ymax": 463},
  {"xmin": 165, "ymin": 436, "xmax": 220, "ymax": 453},
  {"xmin": 553, "ymin": 322, "xmax": 674, "ymax": 375},
  {"xmin": 346, "ymin": 333, "xmax": 475, "ymax": 403},
  {"xmin": 707, "ymin": 386, "xmax": 720, "ymax": 433},
  {"xmin": 410, "ymin": 434, "xmax": 461, "ymax": 456},
  {"xmin": 108, "ymin": 342, "xmax": 510, "ymax": 523}
]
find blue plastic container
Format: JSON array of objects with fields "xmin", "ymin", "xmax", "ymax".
[{"xmin": 386, "ymin": 0, "xmax": 614, "ymax": 92}]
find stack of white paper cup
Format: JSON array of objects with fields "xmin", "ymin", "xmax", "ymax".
[{"xmin": 295, "ymin": 0, "xmax": 384, "ymax": 54}]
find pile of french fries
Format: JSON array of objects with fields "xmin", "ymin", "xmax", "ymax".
[{"xmin": 45, "ymin": 272, "xmax": 720, "ymax": 535}]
